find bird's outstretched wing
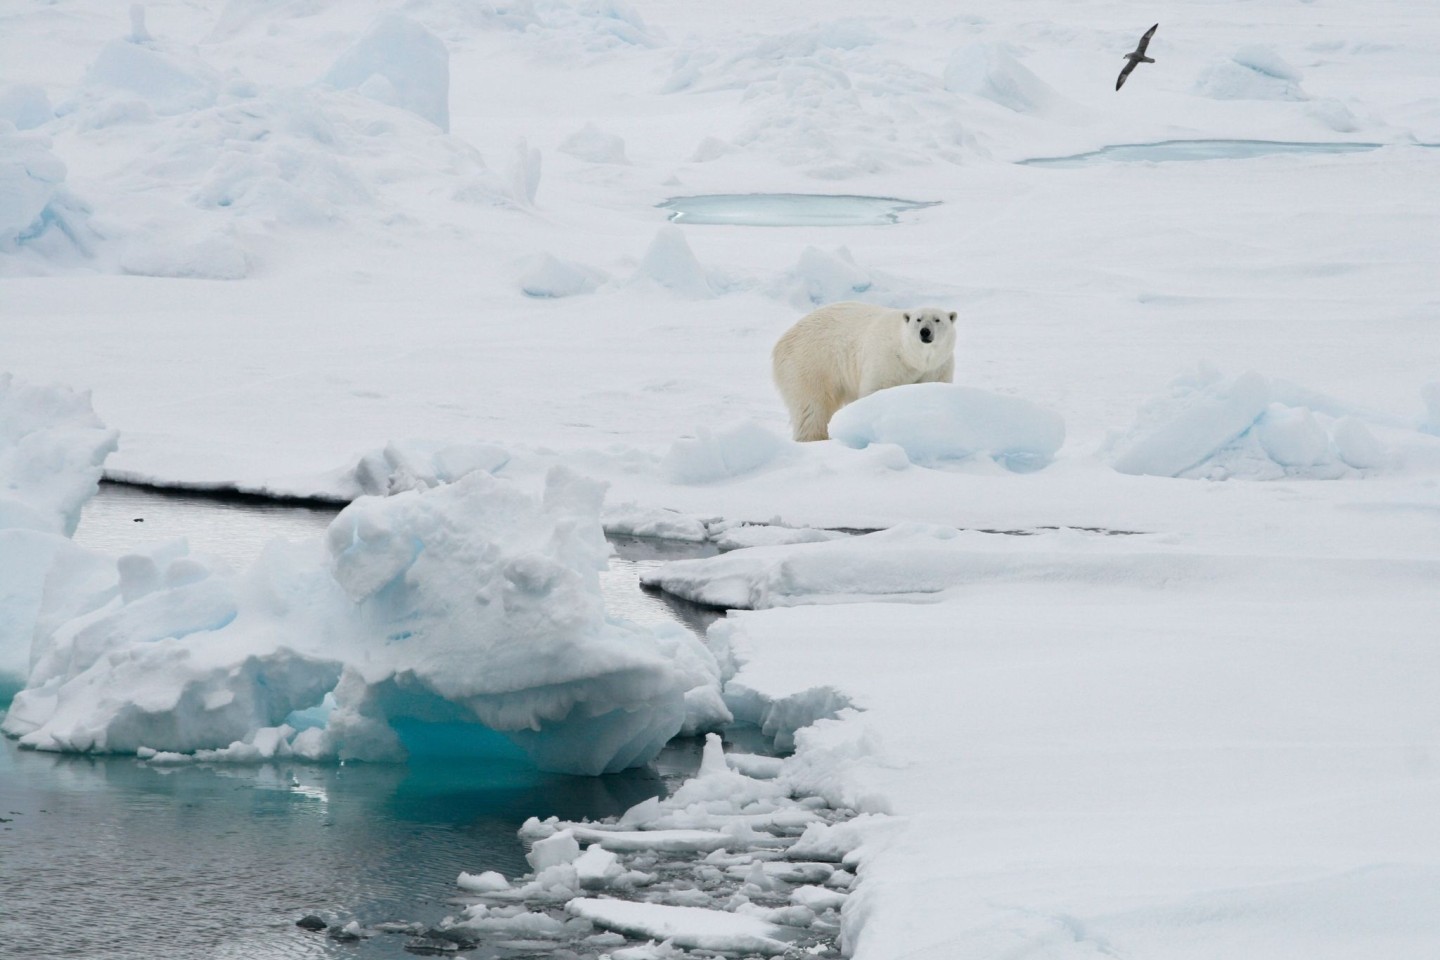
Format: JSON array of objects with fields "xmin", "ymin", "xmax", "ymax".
[
  {"xmin": 1116, "ymin": 59, "xmax": 1138, "ymax": 90},
  {"xmin": 1135, "ymin": 23, "xmax": 1159, "ymax": 55}
]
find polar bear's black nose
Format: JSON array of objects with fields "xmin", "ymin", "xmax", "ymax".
[{"xmin": 920, "ymin": 327, "xmax": 933, "ymax": 343}]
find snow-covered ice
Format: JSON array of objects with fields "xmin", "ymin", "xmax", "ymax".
[
  {"xmin": 828, "ymin": 382, "xmax": 1065, "ymax": 469},
  {"xmin": 5, "ymin": 1, "xmax": 1440, "ymax": 957},
  {"xmin": 3, "ymin": 464, "xmax": 726, "ymax": 775}
]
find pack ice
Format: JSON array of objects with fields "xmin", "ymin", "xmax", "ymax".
[{"xmin": 0, "ymin": 386, "xmax": 723, "ymax": 773}]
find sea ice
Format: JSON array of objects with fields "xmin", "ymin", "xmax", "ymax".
[{"xmin": 4, "ymin": 467, "xmax": 724, "ymax": 773}]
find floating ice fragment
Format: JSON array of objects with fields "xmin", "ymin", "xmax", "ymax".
[
  {"xmin": 526, "ymin": 829, "xmax": 582, "ymax": 872},
  {"xmin": 791, "ymin": 884, "xmax": 848, "ymax": 912},
  {"xmin": 457, "ymin": 871, "xmax": 511, "ymax": 894},
  {"xmin": 569, "ymin": 827, "xmax": 736, "ymax": 853},
  {"xmin": 575, "ymin": 844, "xmax": 623, "ymax": 889},
  {"xmin": 566, "ymin": 899, "xmax": 795, "ymax": 955}
]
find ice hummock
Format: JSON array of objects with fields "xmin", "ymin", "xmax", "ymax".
[
  {"xmin": 0, "ymin": 375, "xmax": 119, "ymax": 698},
  {"xmin": 1104, "ymin": 367, "xmax": 1436, "ymax": 479},
  {"xmin": 4, "ymin": 464, "xmax": 725, "ymax": 775},
  {"xmin": 323, "ymin": 13, "xmax": 450, "ymax": 132},
  {"xmin": 828, "ymin": 383, "xmax": 1066, "ymax": 471}
]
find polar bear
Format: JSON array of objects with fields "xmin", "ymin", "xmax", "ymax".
[{"xmin": 772, "ymin": 301, "xmax": 957, "ymax": 442}]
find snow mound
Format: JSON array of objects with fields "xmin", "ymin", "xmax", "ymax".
[
  {"xmin": 829, "ymin": 383, "xmax": 1065, "ymax": 471},
  {"xmin": 0, "ymin": 85, "xmax": 54, "ymax": 131},
  {"xmin": 5, "ymin": 469, "xmax": 723, "ymax": 774},
  {"xmin": 323, "ymin": 14, "xmax": 450, "ymax": 132},
  {"xmin": 1108, "ymin": 367, "xmax": 1409, "ymax": 479},
  {"xmin": 1196, "ymin": 47, "xmax": 1308, "ymax": 101},
  {"xmin": 774, "ymin": 246, "xmax": 875, "ymax": 306},
  {"xmin": 943, "ymin": 43, "xmax": 1068, "ymax": 115},
  {"xmin": 0, "ymin": 126, "xmax": 93, "ymax": 264},
  {"xmin": 518, "ymin": 252, "xmax": 606, "ymax": 298},
  {"xmin": 82, "ymin": 36, "xmax": 223, "ymax": 116},
  {"xmin": 662, "ymin": 421, "xmax": 791, "ymax": 484},
  {"xmin": 635, "ymin": 226, "xmax": 716, "ymax": 298},
  {"xmin": 559, "ymin": 123, "xmax": 629, "ymax": 164}
]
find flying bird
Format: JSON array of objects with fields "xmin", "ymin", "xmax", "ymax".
[{"xmin": 1116, "ymin": 23, "xmax": 1158, "ymax": 90}]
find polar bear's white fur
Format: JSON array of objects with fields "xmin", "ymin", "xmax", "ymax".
[{"xmin": 772, "ymin": 301, "xmax": 957, "ymax": 442}]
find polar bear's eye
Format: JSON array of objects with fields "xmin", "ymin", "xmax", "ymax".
[{"xmin": 903, "ymin": 313, "xmax": 911, "ymax": 322}]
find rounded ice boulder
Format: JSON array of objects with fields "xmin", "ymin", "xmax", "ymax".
[{"xmin": 827, "ymin": 383, "xmax": 1065, "ymax": 470}]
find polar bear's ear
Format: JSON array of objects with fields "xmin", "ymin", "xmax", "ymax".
[
  {"xmin": 902, "ymin": 312, "xmax": 912, "ymax": 322},
  {"xmin": 948, "ymin": 312, "xmax": 957, "ymax": 323}
]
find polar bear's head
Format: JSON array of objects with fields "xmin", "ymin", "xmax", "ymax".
[{"xmin": 900, "ymin": 307, "xmax": 957, "ymax": 366}]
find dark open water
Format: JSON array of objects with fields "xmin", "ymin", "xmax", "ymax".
[{"xmin": 0, "ymin": 483, "xmax": 725, "ymax": 959}]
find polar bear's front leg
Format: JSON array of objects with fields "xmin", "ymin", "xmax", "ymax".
[{"xmin": 791, "ymin": 398, "xmax": 835, "ymax": 442}]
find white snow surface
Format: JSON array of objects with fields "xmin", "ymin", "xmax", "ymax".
[{"xmin": 5, "ymin": 1, "xmax": 1440, "ymax": 958}]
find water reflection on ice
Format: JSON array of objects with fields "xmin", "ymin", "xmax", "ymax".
[
  {"xmin": 1021, "ymin": 139, "xmax": 1384, "ymax": 167},
  {"xmin": 659, "ymin": 193, "xmax": 939, "ymax": 226}
]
